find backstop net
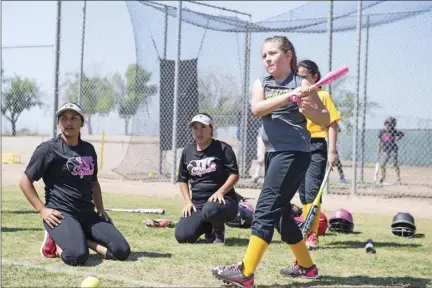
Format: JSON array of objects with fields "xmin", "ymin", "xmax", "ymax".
[
  {"xmin": 114, "ymin": 1, "xmax": 252, "ymax": 181},
  {"xmin": 113, "ymin": 0, "xmax": 432, "ymax": 198}
]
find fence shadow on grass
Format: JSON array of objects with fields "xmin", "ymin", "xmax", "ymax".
[
  {"xmin": 257, "ymin": 276, "xmax": 430, "ymax": 288},
  {"xmin": 224, "ymin": 237, "xmax": 283, "ymax": 247},
  {"xmin": 322, "ymin": 240, "xmax": 421, "ymax": 249},
  {"xmin": 2, "ymin": 227, "xmax": 42, "ymax": 232},
  {"xmin": 127, "ymin": 251, "xmax": 172, "ymax": 261}
]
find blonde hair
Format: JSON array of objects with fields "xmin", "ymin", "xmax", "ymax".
[{"xmin": 263, "ymin": 36, "xmax": 298, "ymax": 72}]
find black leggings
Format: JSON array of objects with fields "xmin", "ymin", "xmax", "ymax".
[
  {"xmin": 44, "ymin": 210, "xmax": 131, "ymax": 266},
  {"xmin": 252, "ymin": 151, "xmax": 310, "ymax": 244},
  {"xmin": 174, "ymin": 198, "xmax": 238, "ymax": 243},
  {"xmin": 298, "ymin": 139, "xmax": 327, "ymax": 204}
]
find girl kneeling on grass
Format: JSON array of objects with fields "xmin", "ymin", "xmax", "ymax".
[
  {"xmin": 175, "ymin": 113, "xmax": 240, "ymax": 244},
  {"xmin": 19, "ymin": 102, "xmax": 131, "ymax": 266},
  {"xmin": 211, "ymin": 36, "xmax": 330, "ymax": 287}
]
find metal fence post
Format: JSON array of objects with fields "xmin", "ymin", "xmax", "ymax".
[
  {"xmin": 352, "ymin": 0, "xmax": 363, "ymax": 195},
  {"xmin": 52, "ymin": 0, "xmax": 62, "ymax": 138},
  {"xmin": 171, "ymin": 1, "xmax": 183, "ymax": 184}
]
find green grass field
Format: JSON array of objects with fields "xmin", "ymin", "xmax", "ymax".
[{"xmin": 1, "ymin": 187, "xmax": 431, "ymax": 287}]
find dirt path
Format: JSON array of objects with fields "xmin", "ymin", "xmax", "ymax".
[{"xmin": 4, "ymin": 163, "xmax": 432, "ymax": 219}]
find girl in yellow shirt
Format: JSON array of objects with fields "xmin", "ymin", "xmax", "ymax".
[{"xmin": 297, "ymin": 60, "xmax": 342, "ymax": 250}]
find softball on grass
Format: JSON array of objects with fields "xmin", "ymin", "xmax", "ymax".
[
  {"xmin": 148, "ymin": 172, "xmax": 155, "ymax": 179},
  {"xmin": 81, "ymin": 277, "xmax": 101, "ymax": 288}
]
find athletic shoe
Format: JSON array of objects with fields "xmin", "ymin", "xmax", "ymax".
[
  {"xmin": 306, "ymin": 232, "xmax": 319, "ymax": 250},
  {"xmin": 340, "ymin": 176, "xmax": 347, "ymax": 184},
  {"xmin": 40, "ymin": 230, "xmax": 57, "ymax": 258},
  {"xmin": 213, "ymin": 225, "xmax": 225, "ymax": 244},
  {"xmin": 252, "ymin": 175, "xmax": 259, "ymax": 183},
  {"xmin": 280, "ymin": 261, "xmax": 320, "ymax": 279},
  {"xmin": 204, "ymin": 225, "xmax": 216, "ymax": 242},
  {"xmin": 212, "ymin": 261, "xmax": 254, "ymax": 288}
]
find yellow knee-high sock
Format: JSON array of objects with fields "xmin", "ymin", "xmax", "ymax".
[
  {"xmin": 302, "ymin": 204, "xmax": 309, "ymax": 219},
  {"xmin": 242, "ymin": 235, "xmax": 269, "ymax": 277},
  {"xmin": 311, "ymin": 206, "xmax": 321, "ymax": 235},
  {"xmin": 289, "ymin": 240, "xmax": 314, "ymax": 268}
]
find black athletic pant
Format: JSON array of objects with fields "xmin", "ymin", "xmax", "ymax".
[
  {"xmin": 174, "ymin": 197, "xmax": 238, "ymax": 243},
  {"xmin": 44, "ymin": 210, "xmax": 131, "ymax": 266},
  {"xmin": 252, "ymin": 151, "xmax": 310, "ymax": 244},
  {"xmin": 298, "ymin": 138, "xmax": 328, "ymax": 204}
]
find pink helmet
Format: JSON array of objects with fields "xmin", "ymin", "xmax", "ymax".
[
  {"xmin": 239, "ymin": 202, "xmax": 254, "ymax": 213},
  {"xmin": 226, "ymin": 201, "xmax": 254, "ymax": 229},
  {"xmin": 329, "ymin": 208, "xmax": 354, "ymax": 233}
]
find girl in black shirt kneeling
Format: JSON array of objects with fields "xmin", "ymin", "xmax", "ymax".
[
  {"xmin": 19, "ymin": 103, "xmax": 130, "ymax": 266},
  {"xmin": 175, "ymin": 113, "xmax": 240, "ymax": 244}
]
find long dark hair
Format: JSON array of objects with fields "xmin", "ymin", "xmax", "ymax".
[{"xmin": 298, "ymin": 59, "xmax": 321, "ymax": 83}]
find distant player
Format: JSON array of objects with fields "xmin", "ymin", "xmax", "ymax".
[
  {"xmin": 377, "ymin": 117, "xmax": 404, "ymax": 183},
  {"xmin": 252, "ymin": 125, "xmax": 265, "ymax": 183},
  {"xmin": 237, "ymin": 104, "xmax": 261, "ymax": 178}
]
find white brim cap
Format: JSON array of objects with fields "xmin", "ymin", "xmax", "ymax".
[
  {"xmin": 187, "ymin": 114, "xmax": 213, "ymax": 128},
  {"xmin": 56, "ymin": 102, "xmax": 85, "ymax": 121}
]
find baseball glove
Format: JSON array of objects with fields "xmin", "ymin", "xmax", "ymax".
[{"xmin": 144, "ymin": 219, "xmax": 176, "ymax": 228}]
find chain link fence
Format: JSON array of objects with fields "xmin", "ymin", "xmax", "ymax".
[
  {"xmin": 2, "ymin": 44, "xmax": 55, "ymax": 137},
  {"xmin": 113, "ymin": 1, "xmax": 251, "ymax": 181},
  {"xmin": 57, "ymin": 1, "xmax": 138, "ymax": 136},
  {"xmin": 3, "ymin": 1, "xmax": 431, "ymax": 198},
  {"xmin": 112, "ymin": 1, "xmax": 432, "ymax": 199},
  {"xmin": 324, "ymin": 8, "xmax": 432, "ymax": 198}
]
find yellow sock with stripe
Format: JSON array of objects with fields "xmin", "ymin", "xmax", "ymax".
[
  {"xmin": 311, "ymin": 206, "xmax": 321, "ymax": 235},
  {"xmin": 242, "ymin": 235, "xmax": 269, "ymax": 277},
  {"xmin": 289, "ymin": 240, "xmax": 314, "ymax": 268}
]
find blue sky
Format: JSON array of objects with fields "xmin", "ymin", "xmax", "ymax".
[{"xmin": 2, "ymin": 1, "xmax": 432, "ymax": 136}]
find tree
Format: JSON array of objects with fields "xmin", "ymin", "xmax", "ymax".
[
  {"xmin": 1, "ymin": 73, "xmax": 42, "ymax": 136},
  {"xmin": 332, "ymin": 77, "xmax": 381, "ymax": 135},
  {"xmin": 62, "ymin": 73, "xmax": 116, "ymax": 134},
  {"xmin": 113, "ymin": 64, "xmax": 157, "ymax": 135},
  {"xmin": 1, "ymin": 69, "xmax": 5, "ymax": 84},
  {"xmin": 198, "ymin": 72, "xmax": 242, "ymax": 127}
]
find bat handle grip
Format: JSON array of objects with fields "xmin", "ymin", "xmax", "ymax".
[
  {"xmin": 288, "ymin": 95, "xmax": 302, "ymax": 103},
  {"xmin": 288, "ymin": 84, "xmax": 318, "ymax": 103}
]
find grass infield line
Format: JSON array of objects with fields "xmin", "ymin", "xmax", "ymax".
[{"xmin": 1, "ymin": 259, "xmax": 200, "ymax": 287}]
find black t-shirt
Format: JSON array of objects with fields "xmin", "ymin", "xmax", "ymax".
[
  {"xmin": 24, "ymin": 135, "xmax": 98, "ymax": 214},
  {"xmin": 177, "ymin": 139, "xmax": 239, "ymax": 204},
  {"xmin": 378, "ymin": 129, "xmax": 404, "ymax": 152}
]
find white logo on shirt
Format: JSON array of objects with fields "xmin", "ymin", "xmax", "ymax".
[{"xmin": 187, "ymin": 157, "xmax": 217, "ymax": 177}]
